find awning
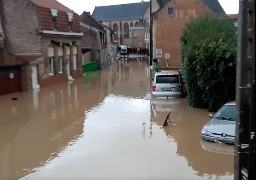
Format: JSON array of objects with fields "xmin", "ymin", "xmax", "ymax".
[{"xmin": 15, "ymin": 53, "xmax": 44, "ymax": 65}]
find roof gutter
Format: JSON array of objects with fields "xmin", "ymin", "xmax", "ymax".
[{"xmin": 41, "ymin": 30, "xmax": 83, "ymax": 36}]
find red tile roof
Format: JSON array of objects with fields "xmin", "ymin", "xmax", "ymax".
[
  {"xmin": 36, "ymin": 6, "xmax": 81, "ymax": 32},
  {"xmin": 31, "ymin": 0, "xmax": 74, "ymax": 13}
]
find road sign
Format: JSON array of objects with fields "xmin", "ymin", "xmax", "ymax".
[
  {"xmin": 156, "ymin": 49, "xmax": 162, "ymax": 58},
  {"xmin": 164, "ymin": 53, "xmax": 170, "ymax": 60}
]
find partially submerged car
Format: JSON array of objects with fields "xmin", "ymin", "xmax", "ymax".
[{"xmin": 201, "ymin": 102, "xmax": 236, "ymax": 144}]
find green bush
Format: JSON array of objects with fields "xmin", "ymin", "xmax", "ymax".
[{"xmin": 181, "ymin": 16, "xmax": 237, "ymax": 111}]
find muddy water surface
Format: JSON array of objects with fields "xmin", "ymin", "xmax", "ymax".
[{"xmin": 0, "ymin": 59, "xmax": 234, "ymax": 180}]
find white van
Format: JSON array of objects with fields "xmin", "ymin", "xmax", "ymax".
[
  {"xmin": 152, "ymin": 70, "xmax": 186, "ymax": 98},
  {"xmin": 119, "ymin": 45, "xmax": 128, "ymax": 56}
]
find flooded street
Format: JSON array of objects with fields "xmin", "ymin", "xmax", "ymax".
[{"xmin": 0, "ymin": 58, "xmax": 234, "ymax": 180}]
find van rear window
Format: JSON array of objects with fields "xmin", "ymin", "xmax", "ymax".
[{"xmin": 156, "ymin": 75, "xmax": 179, "ymax": 83}]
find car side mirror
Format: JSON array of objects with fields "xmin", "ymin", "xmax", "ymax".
[{"xmin": 209, "ymin": 114, "xmax": 214, "ymax": 118}]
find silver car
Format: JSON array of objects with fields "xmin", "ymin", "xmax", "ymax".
[
  {"xmin": 151, "ymin": 70, "xmax": 185, "ymax": 98},
  {"xmin": 201, "ymin": 102, "xmax": 236, "ymax": 144}
]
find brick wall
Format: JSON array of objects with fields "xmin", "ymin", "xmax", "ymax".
[
  {"xmin": 154, "ymin": 0, "xmax": 212, "ymax": 67},
  {"xmin": 80, "ymin": 25, "xmax": 101, "ymax": 52},
  {"xmin": 1, "ymin": 0, "xmax": 41, "ymax": 54}
]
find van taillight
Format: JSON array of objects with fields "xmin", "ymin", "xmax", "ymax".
[
  {"xmin": 152, "ymin": 85, "xmax": 156, "ymax": 91},
  {"xmin": 179, "ymin": 84, "xmax": 183, "ymax": 92}
]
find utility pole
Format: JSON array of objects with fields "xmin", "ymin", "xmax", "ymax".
[
  {"xmin": 150, "ymin": 0, "xmax": 153, "ymax": 66},
  {"xmin": 235, "ymin": 0, "xmax": 255, "ymax": 179},
  {"xmin": 149, "ymin": 0, "xmax": 153, "ymax": 94}
]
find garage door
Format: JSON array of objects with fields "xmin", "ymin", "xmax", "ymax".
[{"xmin": 0, "ymin": 67, "xmax": 22, "ymax": 96}]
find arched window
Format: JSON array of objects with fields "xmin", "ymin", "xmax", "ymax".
[
  {"xmin": 124, "ymin": 23, "xmax": 129, "ymax": 38},
  {"xmin": 113, "ymin": 23, "xmax": 118, "ymax": 33},
  {"xmin": 135, "ymin": 21, "xmax": 139, "ymax": 27},
  {"xmin": 130, "ymin": 22, "xmax": 133, "ymax": 27},
  {"xmin": 113, "ymin": 23, "xmax": 118, "ymax": 40}
]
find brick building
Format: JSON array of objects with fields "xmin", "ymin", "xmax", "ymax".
[
  {"xmin": 153, "ymin": 0, "xmax": 226, "ymax": 67},
  {"xmin": 0, "ymin": 0, "xmax": 83, "ymax": 96},
  {"xmin": 80, "ymin": 11, "xmax": 115, "ymax": 69},
  {"xmin": 0, "ymin": 0, "xmax": 42, "ymax": 95}
]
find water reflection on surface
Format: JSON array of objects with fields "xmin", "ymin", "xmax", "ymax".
[
  {"xmin": 0, "ymin": 59, "xmax": 234, "ymax": 180},
  {"xmin": 151, "ymin": 97, "xmax": 234, "ymax": 179}
]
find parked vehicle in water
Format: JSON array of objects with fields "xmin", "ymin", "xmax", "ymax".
[
  {"xmin": 201, "ymin": 101, "xmax": 236, "ymax": 144},
  {"xmin": 151, "ymin": 70, "xmax": 186, "ymax": 98},
  {"xmin": 119, "ymin": 45, "xmax": 128, "ymax": 56}
]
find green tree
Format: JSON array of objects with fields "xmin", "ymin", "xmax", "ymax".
[{"xmin": 181, "ymin": 16, "xmax": 237, "ymax": 111}]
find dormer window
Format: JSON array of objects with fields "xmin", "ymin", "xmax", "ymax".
[
  {"xmin": 67, "ymin": 12, "xmax": 73, "ymax": 22},
  {"xmin": 51, "ymin": 9, "xmax": 58, "ymax": 30},
  {"xmin": 51, "ymin": 9, "xmax": 58, "ymax": 17},
  {"xmin": 67, "ymin": 12, "xmax": 73, "ymax": 31}
]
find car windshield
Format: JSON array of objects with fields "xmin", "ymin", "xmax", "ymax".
[
  {"xmin": 214, "ymin": 104, "xmax": 236, "ymax": 121},
  {"xmin": 156, "ymin": 75, "xmax": 179, "ymax": 84}
]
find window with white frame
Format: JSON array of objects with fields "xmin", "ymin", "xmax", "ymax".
[
  {"xmin": 48, "ymin": 47, "xmax": 54, "ymax": 75},
  {"xmin": 51, "ymin": 9, "xmax": 58, "ymax": 30},
  {"xmin": 58, "ymin": 47, "xmax": 64, "ymax": 73},
  {"xmin": 59, "ymin": 56, "xmax": 63, "ymax": 73},
  {"xmin": 67, "ymin": 12, "xmax": 73, "ymax": 31},
  {"xmin": 72, "ymin": 46, "xmax": 78, "ymax": 70},
  {"xmin": 49, "ymin": 57, "xmax": 54, "ymax": 75},
  {"xmin": 73, "ymin": 55, "xmax": 77, "ymax": 70},
  {"xmin": 66, "ymin": 47, "xmax": 71, "ymax": 67}
]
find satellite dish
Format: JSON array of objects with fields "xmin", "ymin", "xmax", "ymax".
[{"xmin": 164, "ymin": 53, "xmax": 170, "ymax": 60}]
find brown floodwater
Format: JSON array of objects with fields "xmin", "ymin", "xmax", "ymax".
[{"xmin": 0, "ymin": 58, "xmax": 234, "ymax": 180}]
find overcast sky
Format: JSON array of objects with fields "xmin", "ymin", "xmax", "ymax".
[{"xmin": 57, "ymin": 0, "xmax": 239, "ymax": 15}]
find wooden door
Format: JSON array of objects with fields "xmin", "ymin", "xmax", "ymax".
[{"xmin": 0, "ymin": 67, "xmax": 22, "ymax": 96}]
